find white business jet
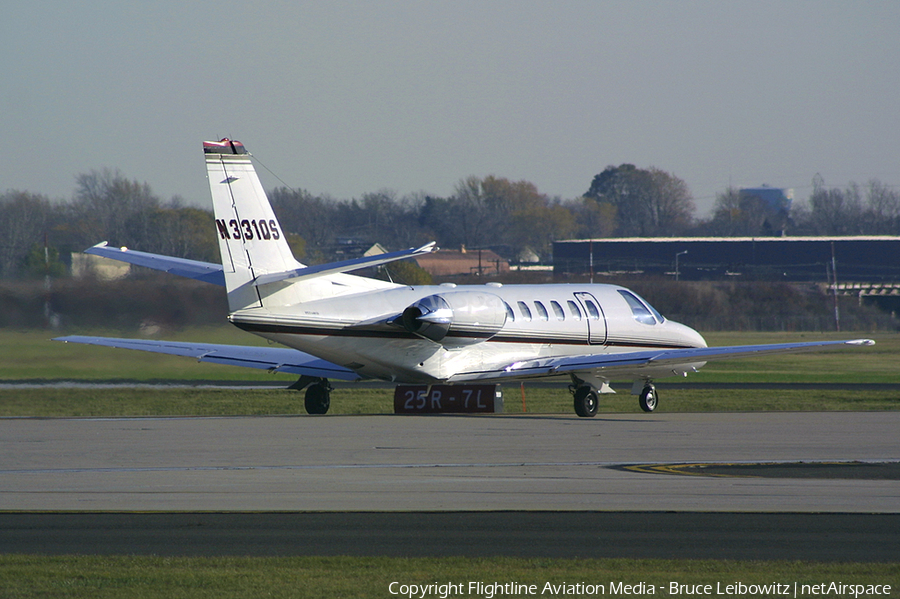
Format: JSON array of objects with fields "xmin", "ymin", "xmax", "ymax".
[{"xmin": 56, "ymin": 139, "xmax": 874, "ymax": 416}]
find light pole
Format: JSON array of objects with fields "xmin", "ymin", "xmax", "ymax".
[{"xmin": 675, "ymin": 250, "xmax": 688, "ymax": 281}]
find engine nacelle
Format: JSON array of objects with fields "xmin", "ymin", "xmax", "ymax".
[{"xmin": 401, "ymin": 291, "xmax": 507, "ymax": 346}]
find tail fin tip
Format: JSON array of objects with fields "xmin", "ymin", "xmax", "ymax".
[{"xmin": 203, "ymin": 138, "xmax": 248, "ymax": 155}]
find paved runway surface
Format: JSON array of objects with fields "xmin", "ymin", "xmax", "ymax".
[
  {"xmin": 3, "ymin": 412, "xmax": 899, "ymax": 560},
  {"xmin": 3, "ymin": 511, "xmax": 899, "ymax": 561},
  {"xmin": 2, "ymin": 412, "xmax": 898, "ymax": 512}
]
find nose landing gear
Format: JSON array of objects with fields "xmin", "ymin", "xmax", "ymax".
[{"xmin": 638, "ymin": 383, "xmax": 658, "ymax": 412}]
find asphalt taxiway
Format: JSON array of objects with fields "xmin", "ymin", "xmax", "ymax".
[
  {"xmin": 2, "ymin": 412, "xmax": 898, "ymax": 559},
  {"xmin": 2, "ymin": 412, "xmax": 898, "ymax": 512}
]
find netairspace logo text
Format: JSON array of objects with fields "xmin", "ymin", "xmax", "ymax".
[{"xmin": 388, "ymin": 580, "xmax": 893, "ymax": 598}]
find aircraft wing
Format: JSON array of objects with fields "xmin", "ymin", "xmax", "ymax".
[
  {"xmin": 53, "ymin": 336, "xmax": 362, "ymax": 381},
  {"xmin": 85, "ymin": 242, "xmax": 225, "ymax": 286},
  {"xmin": 450, "ymin": 338, "xmax": 875, "ymax": 382}
]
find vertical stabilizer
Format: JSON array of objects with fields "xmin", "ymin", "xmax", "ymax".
[{"xmin": 204, "ymin": 139, "xmax": 303, "ymax": 311}]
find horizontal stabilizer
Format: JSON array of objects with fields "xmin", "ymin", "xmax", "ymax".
[
  {"xmin": 54, "ymin": 336, "xmax": 362, "ymax": 381},
  {"xmin": 85, "ymin": 242, "xmax": 225, "ymax": 286},
  {"xmin": 83, "ymin": 241, "xmax": 437, "ymax": 289},
  {"xmin": 253, "ymin": 242, "xmax": 437, "ymax": 286}
]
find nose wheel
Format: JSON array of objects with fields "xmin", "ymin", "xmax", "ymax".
[{"xmin": 638, "ymin": 384, "xmax": 658, "ymax": 412}]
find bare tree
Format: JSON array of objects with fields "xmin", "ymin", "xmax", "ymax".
[
  {"xmin": 71, "ymin": 168, "xmax": 160, "ymax": 247},
  {"xmin": 862, "ymin": 179, "xmax": 900, "ymax": 234},
  {"xmin": 566, "ymin": 196, "xmax": 617, "ymax": 239},
  {"xmin": 0, "ymin": 191, "xmax": 54, "ymax": 277},
  {"xmin": 646, "ymin": 167, "xmax": 695, "ymax": 235},
  {"xmin": 805, "ymin": 175, "xmax": 864, "ymax": 235},
  {"xmin": 268, "ymin": 187, "xmax": 336, "ymax": 260},
  {"xmin": 709, "ymin": 186, "xmax": 775, "ymax": 236}
]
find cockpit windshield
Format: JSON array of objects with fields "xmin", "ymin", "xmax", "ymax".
[{"xmin": 617, "ymin": 290, "xmax": 665, "ymax": 325}]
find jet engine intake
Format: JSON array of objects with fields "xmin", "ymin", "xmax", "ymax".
[{"xmin": 401, "ymin": 291, "xmax": 507, "ymax": 345}]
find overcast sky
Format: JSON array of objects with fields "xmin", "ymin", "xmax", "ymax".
[{"xmin": 3, "ymin": 1, "xmax": 898, "ymax": 215}]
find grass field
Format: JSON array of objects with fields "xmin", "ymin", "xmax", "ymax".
[
  {"xmin": 698, "ymin": 331, "xmax": 900, "ymax": 384},
  {"xmin": 0, "ymin": 386, "xmax": 897, "ymax": 418},
  {"xmin": 1, "ymin": 327, "xmax": 897, "ymax": 417},
  {"xmin": 1, "ymin": 555, "xmax": 897, "ymax": 599},
  {"xmin": 0, "ymin": 327, "xmax": 286, "ymax": 382},
  {"xmin": 2, "ymin": 328, "xmax": 898, "ymax": 384}
]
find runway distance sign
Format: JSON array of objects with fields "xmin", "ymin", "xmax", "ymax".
[{"xmin": 394, "ymin": 384, "xmax": 503, "ymax": 414}]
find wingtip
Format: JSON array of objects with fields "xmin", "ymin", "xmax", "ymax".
[
  {"xmin": 85, "ymin": 241, "xmax": 110, "ymax": 252},
  {"xmin": 415, "ymin": 241, "xmax": 438, "ymax": 254},
  {"xmin": 847, "ymin": 339, "xmax": 876, "ymax": 346}
]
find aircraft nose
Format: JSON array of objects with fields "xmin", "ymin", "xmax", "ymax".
[{"xmin": 668, "ymin": 320, "xmax": 707, "ymax": 348}]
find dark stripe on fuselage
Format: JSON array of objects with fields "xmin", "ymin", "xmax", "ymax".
[
  {"xmin": 232, "ymin": 321, "xmax": 696, "ymax": 350},
  {"xmin": 234, "ymin": 321, "xmax": 413, "ymax": 339}
]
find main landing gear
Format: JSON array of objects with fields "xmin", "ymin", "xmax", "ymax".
[
  {"xmin": 571, "ymin": 385, "xmax": 599, "ymax": 418},
  {"xmin": 569, "ymin": 379, "xmax": 659, "ymax": 417},
  {"xmin": 290, "ymin": 376, "xmax": 332, "ymax": 415}
]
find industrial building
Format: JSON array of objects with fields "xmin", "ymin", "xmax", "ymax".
[{"xmin": 553, "ymin": 236, "xmax": 900, "ymax": 284}]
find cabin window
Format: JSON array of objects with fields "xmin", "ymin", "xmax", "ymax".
[
  {"xmin": 517, "ymin": 301, "xmax": 532, "ymax": 322},
  {"xmin": 504, "ymin": 301, "xmax": 515, "ymax": 322},
  {"xmin": 584, "ymin": 299, "xmax": 600, "ymax": 320},
  {"xmin": 617, "ymin": 289, "xmax": 661, "ymax": 325},
  {"xmin": 567, "ymin": 300, "xmax": 582, "ymax": 321},
  {"xmin": 550, "ymin": 300, "xmax": 565, "ymax": 321},
  {"xmin": 534, "ymin": 301, "xmax": 549, "ymax": 321}
]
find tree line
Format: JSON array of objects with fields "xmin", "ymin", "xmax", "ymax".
[
  {"xmin": 0, "ymin": 169, "xmax": 218, "ymax": 279},
  {"xmin": 1, "ymin": 163, "xmax": 898, "ymax": 279}
]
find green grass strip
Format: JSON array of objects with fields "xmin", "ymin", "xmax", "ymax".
[
  {"xmin": 0, "ymin": 387, "xmax": 897, "ymax": 418},
  {"xmin": 0, "ymin": 555, "xmax": 897, "ymax": 599}
]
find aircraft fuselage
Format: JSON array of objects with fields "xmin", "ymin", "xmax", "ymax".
[{"xmin": 229, "ymin": 282, "xmax": 707, "ymax": 385}]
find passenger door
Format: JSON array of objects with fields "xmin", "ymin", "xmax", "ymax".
[{"xmin": 574, "ymin": 292, "xmax": 607, "ymax": 345}]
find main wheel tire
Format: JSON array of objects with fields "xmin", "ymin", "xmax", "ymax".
[
  {"xmin": 304, "ymin": 383, "xmax": 331, "ymax": 415},
  {"xmin": 573, "ymin": 386, "xmax": 599, "ymax": 418},
  {"xmin": 638, "ymin": 384, "xmax": 658, "ymax": 412}
]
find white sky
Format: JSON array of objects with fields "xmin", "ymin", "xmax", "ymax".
[{"xmin": 2, "ymin": 1, "xmax": 898, "ymax": 215}]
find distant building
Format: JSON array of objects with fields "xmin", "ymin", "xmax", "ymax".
[
  {"xmin": 329, "ymin": 237, "xmax": 373, "ymax": 260},
  {"xmin": 553, "ymin": 236, "xmax": 900, "ymax": 283},
  {"xmin": 362, "ymin": 243, "xmax": 387, "ymax": 258},
  {"xmin": 70, "ymin": 253, "xmax": 131, "ymax": 280},
  {"xmin": 416, "ymin": 247, "xmax": 509, "ymax": 277},
  {"xmin": 517, "ymin": 247, "xmax": 541, "ymax": 264}
]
